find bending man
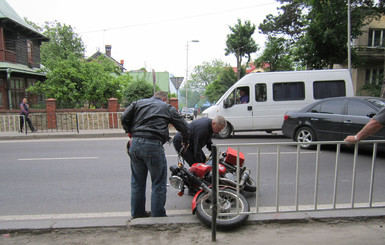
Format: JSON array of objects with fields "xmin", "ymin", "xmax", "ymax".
[{"xmin": 173, "ymin": 116, "xmax": 226, "ymax": 166}]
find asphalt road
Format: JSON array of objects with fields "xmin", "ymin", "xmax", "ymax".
[{"xmin": 1, "ymin": 134, "xmax": 385, "ymax": 218}]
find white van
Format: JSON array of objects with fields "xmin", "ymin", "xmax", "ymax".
[{"xmin": 202, "ymin": 69, "xmax": 354, "ymax": 138}]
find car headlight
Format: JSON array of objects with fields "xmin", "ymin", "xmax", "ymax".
[{"xmin": 169, "ymin": 176, "xmax": 184, "ymax": 190}]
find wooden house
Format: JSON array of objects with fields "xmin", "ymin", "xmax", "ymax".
[{"xmin": 0, "ymin": 0, "xmax": 49, "ymax": 109}]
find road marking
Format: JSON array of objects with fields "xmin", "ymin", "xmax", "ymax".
[
  {"xmin": 18, "ymin": 157, "xmax": 99, "ymax": 161},
  {"xmin": 0, "ymin": 210, "xmax": 192, "ymax": 221}
]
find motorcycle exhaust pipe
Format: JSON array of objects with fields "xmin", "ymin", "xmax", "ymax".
[{"xmin": 239, "ymin": 168, "xmax": 251, "ymax": 187}]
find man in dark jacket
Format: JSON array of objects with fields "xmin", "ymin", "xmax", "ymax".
[
  {"xmin": 121, "ymin": 91, "xmax": 190, "ymax": 219},
  {"xmin": 19, "ymin": 97, "xmax": 36, "ymax": 133},
  {"xmin": 173, "ymin": 116, "xmax": 226, "ymax": 166}
]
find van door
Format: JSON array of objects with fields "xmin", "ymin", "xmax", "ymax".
[
  {"xmin": 252, "ymin": 83, "xmax": 280, "ymax": 129},
  {"xmin": 221, "ymin": 86, "xmax": 252, "ymax": 130}
]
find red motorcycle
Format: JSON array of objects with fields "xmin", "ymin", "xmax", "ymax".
[
  {"xmin": 169, "ymin": 147, "xmax": 250, "ymax": 229},
  {"xmin": 205, "ymin": 147, "xmax": 257, "ymax": 193}
]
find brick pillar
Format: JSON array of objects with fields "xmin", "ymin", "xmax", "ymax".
[
  {"xmin": 169, "ymin": 97, "xmax": 178, "ymax": 111},
  {"xmin": 108, "ymin": 98, "xmax": 119, "ymax": 128},
  {"xmin": 46, "ymin": 98, "xmax": 57, "ymax": 129}
]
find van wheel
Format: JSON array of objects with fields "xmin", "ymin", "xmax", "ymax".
[
  {"xmin": 295, "ymin": 127, "xmax": 316, "ymax": 149},
  {"xmin": 216, "ymin": 123, "xmax": 232, "ymax": 139}
]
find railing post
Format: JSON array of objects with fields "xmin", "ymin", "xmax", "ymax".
[
  {"xmin": 108, "ymin": 98, "xmax": 118, "ymax": 129},
  {"xmin": 46, "ymin": 98, "xmax": 57, "ymax": 129},
  {"xmin": 211, "ymin": 145, "xmax": 217, "ymax": 242}
]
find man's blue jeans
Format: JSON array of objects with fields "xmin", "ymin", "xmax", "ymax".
[{"xmin": 128, "ymin": 137, "xmax": 167, "ymax": 217}]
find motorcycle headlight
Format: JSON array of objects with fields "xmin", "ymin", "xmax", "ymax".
[{"xmin": 169, "ymin": 176, "xmax": 184, "ymax": 190}]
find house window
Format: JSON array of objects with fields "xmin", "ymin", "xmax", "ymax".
[
  {"xmin": 368, "ymin": 29, "xmax": 385, "ymax": 47},
  {"xmin": 365, "ymin": 69, "xmax": 384, "ymax": 85},
  {"xmin": 27, "ymin": 40, "xmax": 33, "ymax": 65}
]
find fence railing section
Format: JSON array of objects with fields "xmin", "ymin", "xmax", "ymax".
[
  {"xmin": 211, "ymin": 140, "xmax": 385, "ymax": 240},
  {"xmin": 77, "ymin": 112, "xmax": 123, "ymax": 130},
  {"xmin": 0, "ymin": 112, "xmax": 123, "ymax": 133}
]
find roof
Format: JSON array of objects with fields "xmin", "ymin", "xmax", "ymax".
[
  {"xmin": 0, "ymin": 61, "xmax": 46, "ymax": 77},
  {"xmin": 0, "ymin": 0, "xmax": 48, "ymax": 41},
  {"xmin": 87, "ymin": 51, "xmax": 125, "ymax": 71}
]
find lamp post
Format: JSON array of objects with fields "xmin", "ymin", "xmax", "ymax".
[{"xmin": 185, "ymin": 40, "xmax": 199, "ymax": 108}]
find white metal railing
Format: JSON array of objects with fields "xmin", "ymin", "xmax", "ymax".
[
  {"xmin": 211, "ymin": 140, "xmax": 385, "ymax": 239},
  {"xmin": 0, "ymin": 114, "xmax": 22, "ymax": 132},
  {"xmin": 1, "ymin": 112, "xmax": 124, "ymax": 133},
  {"xmin": 76, "ymin": 112, "xmax": 123, "ymax": 130}
]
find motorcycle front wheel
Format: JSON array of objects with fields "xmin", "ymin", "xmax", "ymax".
[{"xmin": 195, "ymin": 188, "xmax": 249, "ymax": 229}]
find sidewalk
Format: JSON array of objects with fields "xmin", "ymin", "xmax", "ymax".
[{"xmin": 1, "ymin": 129, "xmax": 385, "ymax": 244}]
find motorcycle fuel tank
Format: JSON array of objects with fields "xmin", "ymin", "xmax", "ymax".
[{"xmin": 189, "ymin": 163, "xmax": 212, "ymax": 178}]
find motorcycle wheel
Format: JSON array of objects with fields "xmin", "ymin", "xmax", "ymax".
[
  {"xmin": 195, "ymin": 188, "xmax": 249, "ymax": 229},
  {"xmin": 243, "ymin": 177, "xmax": 257, "ymax": 192}
]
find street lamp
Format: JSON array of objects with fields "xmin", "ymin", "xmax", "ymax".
[{"xmin": 185, "ymin": 40, "xmax": 199, "ymax": 108}]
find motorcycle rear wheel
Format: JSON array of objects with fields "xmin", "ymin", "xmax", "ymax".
[{"xmin": 195, "ymin": 188, "xmax": 249, "ymax": 229}]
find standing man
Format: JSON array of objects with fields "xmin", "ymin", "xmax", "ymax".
[
  {"xmin": 173, "ymin": 116, "xmax": 226, "ymax": 166},
  {"xmin": 19, "ymin": 97, "xmax": 37, "ymax": 133},
  {"xmin": 344, "ymin": 107, "xmax": 385, "ymax": 144},
  {"xmin": 121, "ymin": 91, "xmax": 190, "ymax": 219}
]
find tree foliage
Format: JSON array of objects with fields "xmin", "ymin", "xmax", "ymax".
[
  {"xmin": 256, "ymin": 36, "xmax": 296, "ymax": 71},
  {"xmin": 225, "ymin": 19, "xmax": 259, "ymax": 80},
  {"xmin": 27, "ymin": 21, "xmax": 128, "ymax": 108},
  {"xmin": 121, "ymin": 76, "xmax": 160, "ymax": 107},
  {"xmin": 205, "ymin": 66, "xmax": 238, "ymax": 103},
  {"xmin": 259, "ymin": 0, "xmax": 384, "ymax": 69}
]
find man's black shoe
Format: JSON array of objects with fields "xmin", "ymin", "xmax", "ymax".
[{"xmin": 132, "ymin": 211, "xmax": 151, "ymax": 219}]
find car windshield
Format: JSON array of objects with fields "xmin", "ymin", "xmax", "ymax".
[
  {"xmin": 182, "ymin": 109, "xmax": 193, "ymax": 113},
  {"xmin": 365, "ymin": 98, "xmax": 385, "ymax": 110}
]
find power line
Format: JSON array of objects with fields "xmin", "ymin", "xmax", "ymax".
[{"xmin": 80, "ymin": 2, "xmax": 277, "ymax": 34}]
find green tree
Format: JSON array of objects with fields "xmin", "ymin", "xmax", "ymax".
[
  {"xmin": 40, "ymin": 21, "xmax": 85, "ymax": 70},
  {"xmin": 121, "ymin": 76, "xmax": 161, "ymax": 107},
  {"xmin": 188, "ymin": 59, "xmax": 227, "ymax": 93},
  {"xmin": 205, "ymin": 66, "xmax": 238, "ymax": 103},
  {"xmin": 225, "ymin": 19, "xmax": 259, "ymax": 81},
  {"xmin": 28, "ymin": 21, "xmax": 127, "ymax": 107},
  {"xmin": 256, "ymin": 36, "xmax": 296, "ymax": 71},
  {"xmin": 259, "ymin": 0, "xmax": 384, "ymax": 69}
]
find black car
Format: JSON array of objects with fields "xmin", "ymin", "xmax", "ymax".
[{"xmin": 282, "ymin": 96, "xmax": 385, "ymax": 149}]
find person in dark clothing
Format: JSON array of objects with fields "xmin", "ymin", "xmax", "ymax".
[
  {"xmin": 173, "ymin": 116, "xmax": 226, "ymax": 166},
  {"xmin": 19, "ymin": 97, "xmax": 37, "ymax": 133},
  {"xmin": 121, "ymin": 91, "xmax": 190, "ymax": 219}
]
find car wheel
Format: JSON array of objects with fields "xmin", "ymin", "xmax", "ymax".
[
  {"xmin": 215, "ymin": 123, "xmax": 232, "ymax": 139},
  {"xmin": 295, "ymin": 127, "xmax": 316, "ymax": 149}
]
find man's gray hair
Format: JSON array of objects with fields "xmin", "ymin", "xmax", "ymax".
[
  {"xmin": 154, "ymin": 91, "xmax": 168, "ymax": 100},
  {"xmin": 213, "ymin": 116, "xmax": 226, "ymax": 127}
]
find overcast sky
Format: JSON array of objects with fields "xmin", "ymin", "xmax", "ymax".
[{"xmin": 7, "ymin": 0, "xmax": 281, "ymax": 78}]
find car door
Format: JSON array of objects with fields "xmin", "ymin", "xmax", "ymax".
[
  {"xmin": 307, "ymin": 98, "xmax": 346, "ymax": 140},
  {"xmin": 342, "ymin": 98, "xmax": 379, "ymax": 140}
]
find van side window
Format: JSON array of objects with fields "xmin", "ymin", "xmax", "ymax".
[
  {"xmin": 313, "ymin": 80, "xmax": 346, "ymax": 99},
  {"xmin": 273, "ymin": 82, "xmax": 305, "ymax": 101},
  {"xmin": 255, "ymin": 84, "xmax": 266, "ymax": 102}
]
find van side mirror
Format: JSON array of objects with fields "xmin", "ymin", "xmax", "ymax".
[{"xmin": 223, "ymin": 99, "xmax": 234, "ymax": 108}]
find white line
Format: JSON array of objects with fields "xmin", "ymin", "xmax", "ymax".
[{"xmin": 18, "ymin": 157, "xmax": 99, "ymax": 161}]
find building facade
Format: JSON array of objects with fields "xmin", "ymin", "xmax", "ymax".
[{"xmin": 0, "ymin": 0, "xmax": 49, "ymax": 109}]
